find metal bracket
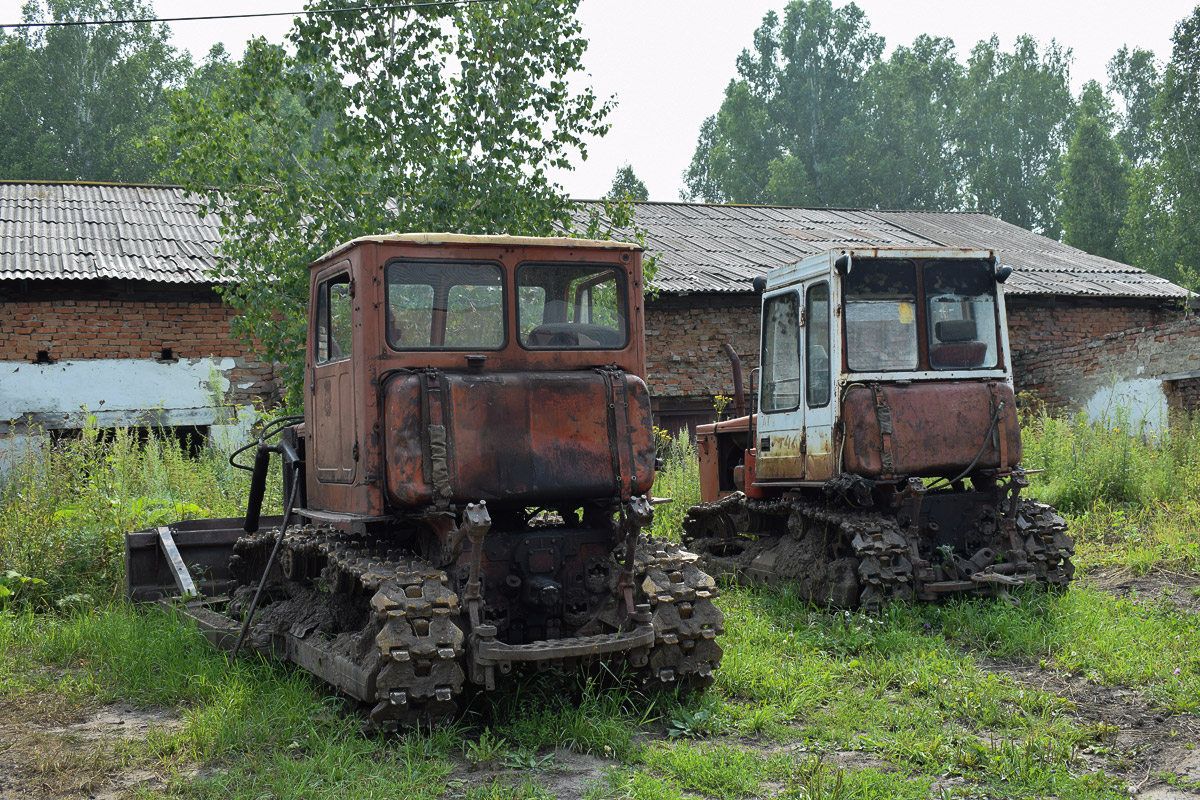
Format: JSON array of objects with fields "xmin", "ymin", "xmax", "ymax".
[{"xmin": 155, "ymin": 526, "xmax": 198, "ymax": 599}]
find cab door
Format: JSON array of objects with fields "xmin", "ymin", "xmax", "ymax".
[
  {"xmin": 311, "ymin": 269, "xmax": 357, "ymax": 484},
  {"xmin": 755, "ymin": 288, "xmax": 805, "ymax": 480},
  {"xmin": 802, "ymin": 281, "xmax": 835, "ymax": 480}
]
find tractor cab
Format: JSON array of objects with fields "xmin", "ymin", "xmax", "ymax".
[{"xmin": 702, "ymin": 248, "xmax": 1022, "ymax": 499}]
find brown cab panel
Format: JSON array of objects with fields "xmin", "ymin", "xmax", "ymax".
[
  {"xmin": 385, "ymin": 370, "xmax": 655, "ymax": 507},
  {"xmin": 754, "ymin": 433, "xmax": 805, "ymax": 480},
  {"xmin": 695, "ymin": 414, "xmax": 754, "ymax": 503},
  {"xmin": 804, "ymin": 428, "xmax": 835, "ymax": 481},
  {"xmin": 842, "ymin": 382, "xmax": 1022, "ymax": 478}
]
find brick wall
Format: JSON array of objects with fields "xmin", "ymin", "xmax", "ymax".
[
  {"xmin": 644, "ymin": 293, "xmax": 760, "ymax": 402},
  {"xmin": 1014, "ymin": 315, "xmax": 1200, "ymax": 416},
  {"xmin": 1166, "ymin": 378, "xmax": 1200, "ymax": 416},
  {"xmin": 1, "ymin": 280, "xmax": 278, "ymax": 407},
  {"xmin": 1005, "ymin": 297, "xmax": 1170, "ymax": 356},
  {"xmin": 5, "ymin": 280, "xmax": 1183, "ymax": 424}
]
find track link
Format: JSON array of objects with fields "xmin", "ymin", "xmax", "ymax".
[{"xmin": 231, "ymin": 525, "xmax": 466, "ymax": 729}]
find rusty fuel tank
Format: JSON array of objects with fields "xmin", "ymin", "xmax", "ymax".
[
  {"xmin": 384, "ymin": 369, "xmax": 656, "ymax": 507},
  {"xmin": 841, "ymin": 381, "xmax": 1021, "ymax": 478}
]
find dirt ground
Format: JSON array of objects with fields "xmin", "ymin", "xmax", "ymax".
[
  {"xmin": 0, "ymin": 695, "xmax": 182, "ymax": 799},
  {"xmin": 4, "ymin": 567, "xmax": 1200, "ymax": 800}
]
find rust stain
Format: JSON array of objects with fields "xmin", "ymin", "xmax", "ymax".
[
  {"xmin": 755, "ymin": 433, "xmax": 804, "ymax": 479},
  {"xmin": 804, "ymin": 430, "xmax": 834, "ymax": 481},
  {"xmin": 842, "ymin": 382, "xmax": 1021, "ymax": 477}
]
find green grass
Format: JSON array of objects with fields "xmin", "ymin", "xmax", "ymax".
[
  {"xmin": 0, "ymin": 605, "xmax": 461, "ymax": 797},
  {"xmin": 921, "ymin": 587, "xmax": 1200, "ymax": 711},
  {"xmin": 711, "ymin": 585, "xmax": 1122, "ymax": 796},
  {"xmin": 2, "ymin": 409, "xmax": 1199, "ymax": 797}
]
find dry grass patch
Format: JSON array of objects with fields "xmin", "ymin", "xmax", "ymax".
[{"xmin": 0, "ymin": 694, "xmax": 181, "ymax": 798}]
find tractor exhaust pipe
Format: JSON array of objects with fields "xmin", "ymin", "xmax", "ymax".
[{"xmin": 723, "ymin": 343, "xmax": 746, "ymax": 418}]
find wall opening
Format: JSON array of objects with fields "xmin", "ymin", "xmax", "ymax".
[
  {"xmin": 34, "ymin": 350, "xmax": 55, "ymax": 364},
  {"xmin": 49, "ymin": 425, "xmax": 211, "ymax": 457},
  {"xmin": 1165, "ymin": 377, "xmax": 1200, "ymax": 417}
]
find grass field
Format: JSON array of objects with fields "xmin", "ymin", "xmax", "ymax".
[{"xmin": 1, "ymin": 415, "xmax": 1199, "ymax": 798}]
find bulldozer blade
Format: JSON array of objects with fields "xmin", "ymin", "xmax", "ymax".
[{"xmin": 126, "ymin": 516, "xmax": 283, "ymax": 602}]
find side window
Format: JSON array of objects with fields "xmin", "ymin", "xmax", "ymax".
[
  {"xmin": 761, "ymin": 292, "xmax": 800, "ymax": 413},
  {"xmin": 316, "ymin": 274, "xmax": 352, "ymax": 363},
  {"xmin": 806, "ymin": 282, "xmax": 831, "ymax": 408}
]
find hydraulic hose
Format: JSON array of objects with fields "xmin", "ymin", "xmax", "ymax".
[{"xmin": 229, "ymin": 414, "xmax": 304, "ymax": 471}]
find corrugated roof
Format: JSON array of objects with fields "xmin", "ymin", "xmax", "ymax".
[
  {"xmin": 572, "ymin": 202, "xmax": 1187, "ymax": 299},
  {"xmin": 0, "ymin": 182, "xmax": 1184, "ymax": 299},
  {"xmin": 0, "ymin": 182, "xmax": 220, "ymax": 283}
]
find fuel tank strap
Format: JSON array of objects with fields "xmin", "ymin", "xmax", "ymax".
[
  {"xmin": 988, "ymin": 382, "xmax": 1009, "ymax": 470},
  {"xmin": 420, "ymin": 370, "xmax": 454, "ymax": 508},
  {"xmin": 870, "ymin": 384, "xmax": 896, "ymax": 479},
  {"xmin": 597, "ymin": 366, "xmax": 634, "ymax": 499}
]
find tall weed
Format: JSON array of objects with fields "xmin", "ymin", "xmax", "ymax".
[
  {"xmin": 0, "ymin": 423, "xmax": 275, "ymax": 607},
  {"xmin": 1022, "ymin": 409, "xmax": 1200, "ymax": 512},
  {"xmin": 649, "ymin": 427, "xmax": 699, "ymax": 541}
]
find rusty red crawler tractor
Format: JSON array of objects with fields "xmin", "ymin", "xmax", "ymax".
[{"xmin": 126, "ymin": 234, "xmax": 723, "ymax": 729}]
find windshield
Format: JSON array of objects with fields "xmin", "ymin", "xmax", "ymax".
[
  {"xmin": 925, "ymin": 260, "xmax": 999, "ymax": 370},
  {"xmin": 844, "ymin": 259, "xmax": 919, "ymax": 371}
]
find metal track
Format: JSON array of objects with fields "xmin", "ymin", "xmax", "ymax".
[
  {"xmin": 633, "ymin": 537, "xmax": 725, "ymax": 686},
  {"xmin": 682, "ymin": 492, "xmax": 1075, "ymax": 610},
  {"xmin": 229, "ymin": 526, "xmax": 725, "ymax": 728},
  {"xmin": 232, "ymin": 525, "xmax": 467, "ymax": 729}
]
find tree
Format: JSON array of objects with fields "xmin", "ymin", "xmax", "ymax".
[
  {"xmin": 1107, "ymin": 46, "xmax": 1160, "ymax": 166},
  {"xmin": 684, "ymin": 81, "xmax": 781, "ymax": 203},
  {"xmin": 859, "ymin": 35, "xmax": 963, "ymax": 210},
  {"xmin": 0, "ymin": 0, "xmax": 190, "ymax": 182},
  {"xmin": 956, "ymin": 35, "xmax": 1075, "ymax": 236},
  {"xmin": 1119, "ymin": 7, "xmax": 1200, "ymax": 284},
  {"xmin": 164, "ymin": 0, "xmax": 613, "ymax": 400},
  {"xmin": 608, "ymin": 164, "xmax": 648, "ymax": 201},
  {"xmin": 1058, "ymin": 81, "xmax": 1128, "ymax": 260},
  {"xmin": 683, "ymin": 0, "xmax": 884, "ymax": 206}
]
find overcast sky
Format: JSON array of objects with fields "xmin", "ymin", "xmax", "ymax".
[{"xmin": 0, "ymin": 0, "xmax": 1192, "ymax": 201}]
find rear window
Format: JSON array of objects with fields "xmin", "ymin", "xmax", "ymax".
[
  {"xmin": 516, "ymin": 263, "xmax": 628, "ymax": 349},
  {"xmin": 385, "ymin": 260, "xmax": 505, "ymax": 349},
  {"xmin": 844, "ymin": 259, "xmax": 919, "ymax": 372}
]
